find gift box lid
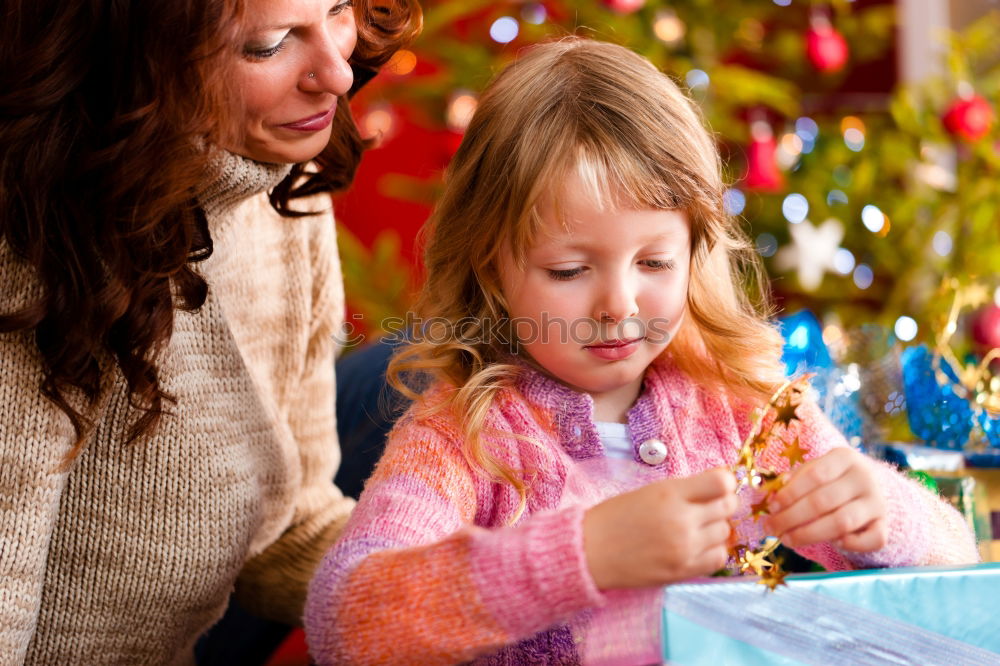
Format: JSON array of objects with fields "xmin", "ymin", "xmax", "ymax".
[{"xmin": 662, "ymin": 563, "xmax": 1000, "ymax": 665}]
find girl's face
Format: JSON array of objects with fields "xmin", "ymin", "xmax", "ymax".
[
  {"xmin": 499, "ymin": 174, "xmax": 691, "ymax": 420},
  {"xmin": 225, "ymin": 0, "xmax": 357, "ymax": 164}
]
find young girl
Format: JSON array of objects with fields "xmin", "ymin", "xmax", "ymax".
[{"xmin": 304, "ymin": 38, "xmax": 978, "ymax": 664}]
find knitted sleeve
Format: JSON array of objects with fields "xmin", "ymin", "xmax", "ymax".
[
  {"xmin": 0, "ymin": 336, "xmax": 74, "ymax": 661},
  {"xmin": 762, "ymin": 399, "xmax": 980, "ymax": 570},
  {"xmin": 303, "ymin": 421, "xmax": 606, "ymax": 665},
  {"xmin": 234, "ymin": 202, "xmax": 355, "ymax": 626}
]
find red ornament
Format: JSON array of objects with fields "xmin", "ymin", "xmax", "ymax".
[
  {"xmin": 971, "ymin": 304, "xmax": 1000, "ymax": 353},
  {"xmin": 601, "ymin": 0, "xmax": 645, "ymax": 13},
  {"xmin": 743, "ymin": 120, "xmax": 784, "ymax": 192},
  {"xmin": 942, "ymin": 95, "xmax": 995, "ymax": 142},
  {"xmin": 806, "ymin": 17, "xmax": 848, "ymax": 73}
]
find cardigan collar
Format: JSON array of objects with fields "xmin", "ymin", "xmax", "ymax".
[
  {"xmin": 513, "ymin": 358, "xmax": 683, "ymax": 464},
  {"xmin": 197, "ymin": 148, "xmax": 293, "ymax": 219}
]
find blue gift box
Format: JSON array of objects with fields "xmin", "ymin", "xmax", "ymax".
[{"xmin": 662, "ymin": 564, "xmax": 1000, "ymax": 664}]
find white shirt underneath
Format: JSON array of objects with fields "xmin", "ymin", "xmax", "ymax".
[{"xmin": 595, "ymin": 421, "xmax": 634, "ymax": 460}]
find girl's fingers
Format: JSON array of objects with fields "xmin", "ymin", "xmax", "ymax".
[
  {"xmin": 835, "ymin": 518, "xmax": 888, "ymax": 553},
  {"xmin": 766, "ymin": 470, "xmax": 867, "ymax": 536},
  {"xmin": 680, "ymin": 467, "xmax": 737, "ymax": 503},
  {"xmin": 770, "ymin": 448, "xmax": 856, "ymax": 514},
  {"xmin": 697, "ymin": 518, "xmax": 732, "ymax": 551},
  {"xmin": 781, "ymin": 497, "xmax": 883, "ymax": 548},
  {"xmin": 699, "ymin": 493, "xmax": 738, "ymax": 525},
  {"xmin": 698, "ymin": 543, "xmax": 730, "ymax": 573}
]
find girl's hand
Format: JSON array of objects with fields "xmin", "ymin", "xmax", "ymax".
[
  {"xmin": 582, "ymin": 467, "xmax": 737, "ymax": 589},
  {"xmin": 766, "ymin": 447, "xmax": 888, "ymax": 553}
]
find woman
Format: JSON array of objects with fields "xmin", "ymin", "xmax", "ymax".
[{"xmin": 0, "ymin": 0, "xmax": 420, "ymax": 662}]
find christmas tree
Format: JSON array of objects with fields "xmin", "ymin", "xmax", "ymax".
[{"xmin": 337, "ymin": 1, "xmax": 1000, "ymax": 353}]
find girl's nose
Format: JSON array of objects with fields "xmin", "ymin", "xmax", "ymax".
[{"xmin": 593, "ymin": 280, "xmax": 639, "ymax": 325}]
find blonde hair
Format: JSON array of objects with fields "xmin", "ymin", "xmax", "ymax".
[{"xmin": 389, "ymin": 37, "xmax": 785, "ymax": 514}]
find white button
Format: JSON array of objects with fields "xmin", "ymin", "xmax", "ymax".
[{"xmin": 638, "ymin": 438, "xmax": 667, "ymax": 465}]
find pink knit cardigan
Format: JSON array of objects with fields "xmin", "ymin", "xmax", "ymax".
[{"xmin": 304, "ymin": 358, "xmax": 978, "ymax": 665}]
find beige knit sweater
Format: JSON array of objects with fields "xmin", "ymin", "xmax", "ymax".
[{"xmin": 0, "ymin": 151, "xmax": 355, "ymax": 664}]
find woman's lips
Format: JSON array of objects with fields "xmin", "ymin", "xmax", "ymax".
[
  {"xmin": 584, "ymin": 337, "xmax": 643, "ymax": 361},
  {"xmin": 280, "ymin": 104, "xmax": 336, "ymax": 132}
]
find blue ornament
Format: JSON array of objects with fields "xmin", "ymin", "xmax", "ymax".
[
  {"xmin": 900, "ymin": 345, "xmax": 976, "ymax": 449},
  {"xmin": 778, "ymin": 310, "xmax": 832, "ymax": 376}
]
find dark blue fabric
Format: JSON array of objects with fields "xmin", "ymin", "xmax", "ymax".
[{"xmin": 195, "ymin": 339, "xmax": 407, "ymax": 665}]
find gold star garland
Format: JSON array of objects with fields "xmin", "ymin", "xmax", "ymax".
[
  {"xmin": 932, "ymin": 279, "xmax": 1000, "ymax": 428},
  {"xmin": 728, "ymin": 374, "xmax": 814, "ymax": 591}
]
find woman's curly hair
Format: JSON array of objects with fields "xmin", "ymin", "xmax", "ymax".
[{"xmin": 0, "ymin": 0, "xmax": 422, "ymax": 457}]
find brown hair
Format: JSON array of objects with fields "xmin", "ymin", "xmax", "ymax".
[
  {"xmin": 389, "ymin": 38, "xmax": 785, "ymax": 516},
  {"xmin": 0, "ymin": 0, "xmax": 422, "ymax": 457}
]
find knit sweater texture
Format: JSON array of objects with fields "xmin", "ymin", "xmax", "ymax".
[
  {"xmin": 304, "ymin": 358, "xmax": 979, "ymax": 665},
  {"xmin": 0, "ymin": 150, "xmax": 354, "ymax": 664}
]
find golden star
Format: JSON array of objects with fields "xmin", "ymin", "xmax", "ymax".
[
  {"xmin": 751, "ymin": 498, "xmax": 770, "ymax": 521},
  {"xmin": 750, "ymin": 434, "xmax": 770, "ymax": 454},
  {"xmin": 739, "ymin": 549, "xmax": 773, "ymax": 576},
  {"xmin": 757, "ymin": 557, "xmax": 788, "ymax": 591},
  {"xmin": 781, "ymin": 437, "xmax": 809, "ymax": 466},
  {"xmin": 757, "ymin": 471, "xmax": 786, "ymax": 494},
  {"xmin": 772, "ymin": 399, "xmax": 800, "ymax": 427}
]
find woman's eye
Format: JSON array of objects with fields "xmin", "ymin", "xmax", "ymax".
[
  {"xmin": 330, "ymin": 0, "xmax": 354, "ymax": 16},
  {"xmin": 244, "ymin": 40, "xmax": 286, "ymax": 60},
  {"xmin": 642, "ymin": 259, "xmax": 675, "ymax": 271},
  {"xmin": 546, "ymin": 267, "xmax": 586, "ymax": 281}
]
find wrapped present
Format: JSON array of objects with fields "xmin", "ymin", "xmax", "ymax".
[
  {"xmin": 870, "ymin": 442, "xmax": 998, "ymax": 561},
  {"xmin": 874, "ymin": 441, "xmax": 965, "ymax": 473},
  {"xmin": 662, "ymin": 564, "xmax": 1000, "ymax": 664}
]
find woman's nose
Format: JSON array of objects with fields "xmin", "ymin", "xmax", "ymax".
[{"xmin": 301, "ymin": 42, "xmax": 354, "ymax": 97}]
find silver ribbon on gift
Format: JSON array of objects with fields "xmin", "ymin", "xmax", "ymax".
[{"xmin": 663, "ymin": 567, "xmax": 1000, "ymax": 665}]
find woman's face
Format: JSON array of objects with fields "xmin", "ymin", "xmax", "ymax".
[{"xmin": 226, "ymin": 0, "xmax": 357, "ymax": 164}]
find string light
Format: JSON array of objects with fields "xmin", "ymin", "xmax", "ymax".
[
  {"xmin": 521, "ymin": 3, "xmax": 546, "ymax": 24},
  {"xmin": 653, "ymin": 10, "xmax": 686, "ymax": 45},
  {"xmin": 932, "ymin": 230, "xmax": 953, "ymax": 256},
  {"xmin": 832, "ymin": 165, "xmax": 852, "ymax": 187},
  {"xmin": 361, "ymin": 104, "xmax": 396, "ymax": 145},
  {"xmin": 833, "ymin": 248, "xmax": 855, "ymax": 274},
  {"xmin": 822, "ymin": 324, "xmax": 844, "ymax": 347},
  {"xmin": 795, "ymin": 117, "xmax": 819, "ymax": 142},
  {"xmin": 756, "ymin": 233, "xmax": 778, "ymax": 257},
  {"xmin": 841, "ymin": 116, "xmax": 866, "ymax": 152},
  {"xmin": 724, "ymin": 188, "xmax": 746, "ymax": 216},
  {"xmin": 861, "ymin": 204, "xmax": 885, "ymax": 233},
  {"xmin": 386, "ymin": 49, "xmax": 417, "ymax": 76},
  {"xmin": 826, "ymin": 189, "xmax": 848, "ymax": 206},
  {"xmin": 490, "ymin": 16, "xmax": 519, "ymax": 44},
  {"xmin": 737, "ymin": 18, "xmax": 765, "ymax": 46},
  {"xmin": 685, "ymin": 69, "xmax": 710, "ymax": 90},
  {"xmin": 853, "ymin": 264, "xmax": 874, "ymax": 289},
  {"xmin": 776, "ymin": 133, "xmax": 804, "ymax": 169},
  {"xmin": 895, "ymin": 316, "xmax": 919, "ymax": 342},
  {"xmin": 782, "ymin": 193, "xmax": 809, "ymax": 224},
  {"xmin": 844, "ymin": 128, "xmax": 865, "ymax": 151},
  {"xmin": 446, "ymin": 90, "xmax": 478, "ymax": 132}
]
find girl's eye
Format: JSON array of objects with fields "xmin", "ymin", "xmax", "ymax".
[
  {"xmin": 244, "ymin": 39, "xmax": 287, "ymax": 60},
  {"xmin": 642, "ymin": 259, "xmax": 676, "ymax": 271},
  {"xmin": 546, "ymin": 267, "xmax": 586, "ymax": 281}
]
